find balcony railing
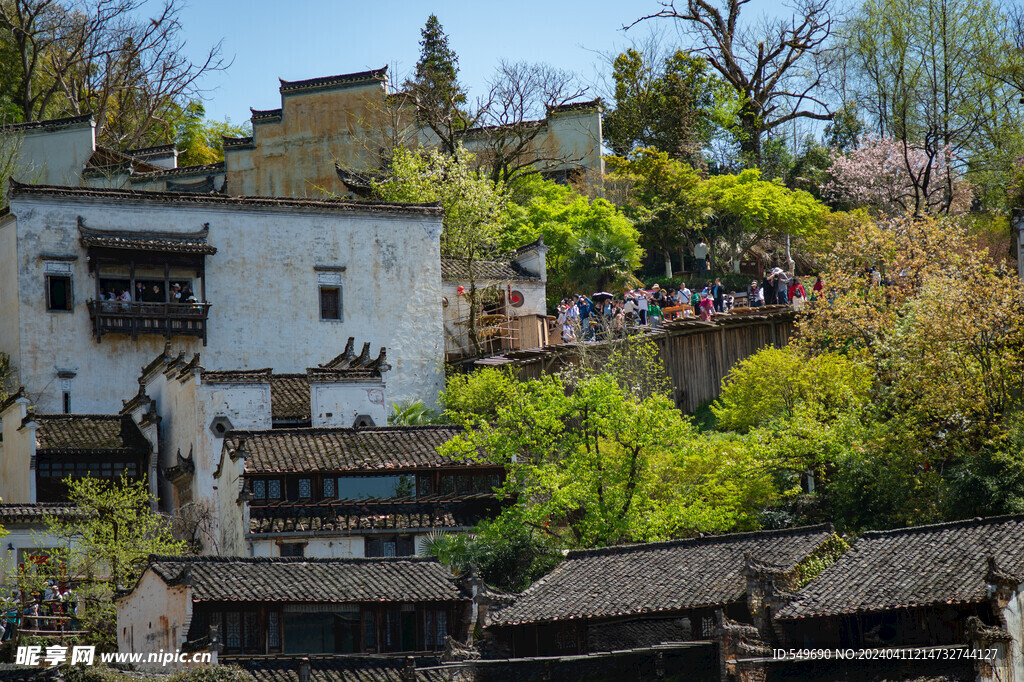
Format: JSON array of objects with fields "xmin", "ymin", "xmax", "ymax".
[{"xmin": 86, "ymin": 300, "xmax": 211, "ymax": 344}]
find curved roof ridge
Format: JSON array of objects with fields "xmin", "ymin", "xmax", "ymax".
[
  {"xmin": 566, "ymin": 523, "xmax": 834, "ymax": 560},
  {"xmin": 859, "ymin": 514, "xmax": 1024, "ymax": 538}
]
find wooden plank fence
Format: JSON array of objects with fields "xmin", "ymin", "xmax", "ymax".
[{"xmin": 472, "ymin": 306, "xmax": 796, "ymax": 414}]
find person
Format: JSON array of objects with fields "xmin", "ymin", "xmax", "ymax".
[
  {"xmin": 762, "ymin": 272, "xmax": 776, "ymax": 305},
  {"xmin": 747, "ymin": 280, "xmax": 761, "ymax": 308},
  {"xmin": 811, "ymin": 275, "xmax": 824, "ymax": 301},
  {"xmin": 774, "ymin": 269, "xmax": 790, "ymax": 305},
  {"xmin": 677, "ymin": 283, "xmax": 691, "ymax": 306},
  {"xmin": 698, "ymin": 293, "xmax": 714, "ymax": 320},
  {"xmin": 712, "ymin": 278, "xmax": 725, "ymax": 313},
  {"xmin": 636, "ymin": 289, "xmax": 649, "ymax": 325},
  {"xmin": 694, "ymin": 241, "xmax": 709, "ymax": 273},
  {"xmin": 170, "ymin": 283, "xmax": 182, "ymax": 302},
  {"xmin": 649, "ymin": 299, "xmax": 663, "ymax": 328},
  {"xmin": 790, "ymin": 277, "xmax": 807, "ymax": 311},
  {"xmin": 651, "ymin": 284, "xmax": 667, "ymax": 308}
]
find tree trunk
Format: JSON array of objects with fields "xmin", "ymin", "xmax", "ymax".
[{"xmin": 663, "ymin": 249, "xmax": 673, "ymax": 279}]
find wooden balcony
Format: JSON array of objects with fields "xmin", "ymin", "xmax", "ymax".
[{"xmin": 87, "ymin": 300, "xmax": 211, "ymax": 344}]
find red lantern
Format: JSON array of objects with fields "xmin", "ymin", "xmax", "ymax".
[{"xmin": 457, "ymin": 285, "xmax": 465, "ymax": 296}]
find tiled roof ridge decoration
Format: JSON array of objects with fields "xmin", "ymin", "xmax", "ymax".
[
  {"xmin": 319, "ymin": 337, "xmax": 390, "ymax": 376},
  {"xmin": 566, "ymin": 523, "xmax": 835, "ymax": 559},
  {"xmin": 125, "ymin": 143, "xmax": 177, "ymax": 156},
  {"xmin": 128, "ymin": 161, "xmax": 224, "ymax": 179},
  {"xmin": 279, "ymin": 67, "xmax": 388, "ymax": 94},
  {"xmin": 857, "ymin": 513, "xmax": 1024, "ymax": 537},
  {"xmin": 8, "ymin": 179, "xmax": 444, "ymax": 215},
  {"xmin": 145, "ymin": 553, "xmax": 444, "ymax": 565},
  {"xmin": 201, "ymin": 367, "xmax": 274, "ymax": 383},
  {"xmin": 222, "ymin": 135, "xmax": 254, "ymax": 149},
  {"xmin": 249, "ymin": 107, "xmax": 282, "ymax": 123},
  {"xmin": 0, "ymin": 502, "xmax": 84, "ymax": 522},
  {"xmin": 231, "ymin": 424, "xmax": 460, "ymax": 437},
  {"xmin": 2, "ymin": 113, "xmax": 93, "ymax": 131},
  {"xmin": 546, "ymin": 98, "xmax": 603, "ymax": 114}
]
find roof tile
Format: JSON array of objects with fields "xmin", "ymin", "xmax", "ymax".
[
  {"xmin": 777, "ymin": 515, "xmax": 1024, "ymax": 620},
  {"xmin": 491, "ymin": 525, "xmax": 835, "ymax": 626}
]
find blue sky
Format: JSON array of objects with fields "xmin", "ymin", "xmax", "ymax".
[{"xmin": 175, "ymin": 1, "xmax": 682, "ymax": 123}]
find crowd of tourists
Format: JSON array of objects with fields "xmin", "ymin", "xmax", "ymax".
[
  {"xmin": 554, "ymin": 271, "xmax": 823, "ymax": 343},
  {"xmin": 0, "ymin": 581, "xmax": 83, "ymax": 640}
]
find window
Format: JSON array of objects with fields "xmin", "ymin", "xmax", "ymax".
[
  {"xmin": 46, "ymin": 275, "xmax": 72, "ymax": 311},
  {"xmin": 320, "ymin": 287, "xmax": 341, "ymax": 320},
  {"xmin": 365, "ymin": 535, "xmax": 415, "ymax": 558},
  {"xmin": 225, "ymin": 612, "xmax": 241, "ymax": 648},
  {"xmin": 425, "ymin": 609, "xmax": 449, "ymax": 649},
  {"xmin": 323, "ymin": 477, "xmax": 335, "ymax": 499},
  {"xmin": 298, "ymin": 478, "xmax": 311, "ymax": 499},
  {"xmin": 244, "ymin": 611, "xmax": 259, "ymax": 649},
  {"xmin": 280, "ymin": 543, "xmax": 304, "ymax": 558},
  {"xmin": 317, "ymin": 270, "xmax": 343, "ymax": 321},
  {"xmin": 62, "ymin": 392, "xmax": 71, "ymax": 414},
  {"xmin": 252, "ymin": 480, "xmax": 266, "ymax": 500},
  {"xmin": 268, "ymin": 479, "xmax": 282, "ymax": 500},
  {"xmin": 267, "ymin": 611, "xmax": 281, "ymax": 649}
]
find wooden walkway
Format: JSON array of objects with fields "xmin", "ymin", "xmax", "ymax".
[{"xmin": 473, "ymin": 306, "xmax": 796, "ymax": 413}]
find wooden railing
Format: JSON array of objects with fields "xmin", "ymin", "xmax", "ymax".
[{"xmin": 86, "ymin": 300, "xmax": 211, "ymax": 344}]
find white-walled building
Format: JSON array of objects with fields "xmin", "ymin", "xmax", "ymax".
[
  {"xmin": 123, "ymin": 341, "xmax": 395, "ymax": 555},
  {"xmin": 441, "ymin": 238, "xmax": 551, "ymax": 360},
  {"xmin": 0, "ymin": 182, "xmax": 444, "ymax": 415},
  {"xmin": 214, "ymin": 424, "xmax": 503, "ymax": 559}
]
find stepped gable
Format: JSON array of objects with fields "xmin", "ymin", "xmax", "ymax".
[{"xmin": 491, "ymin": 525, "xmax": 836, "ymax": 626}]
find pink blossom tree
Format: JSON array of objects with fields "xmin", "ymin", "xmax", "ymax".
[{"xmin": 825, "ymin": 135, "xmax": 973, "ymax": 217}]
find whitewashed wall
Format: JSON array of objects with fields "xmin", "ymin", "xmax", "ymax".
[{"xmin": 2, "ymin": 192, "xmax": 444, "ymax": 414}]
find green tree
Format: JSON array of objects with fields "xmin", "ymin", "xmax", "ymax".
[
  {"xmin": 712, "ymin": 346, "xmax": 872, "ymax": 433},
  {"xmin": 444, "ymin": 371, "xmax": 777, "ymax": 550},
  {"xmin": 43, "ymin": 475, "xmax": 186, "ymax": 649},
  {"xmin": 172, "ymin": 101, "xmax": 250, "ymax": 166},
  {"xmin": 608, "ymin": 148, "xmax": 703, "ymax": 278},
  {"xmin": 405, "ymin": 14, "xmax": 470, "ymax": 156},
  {"xmin": 503, "ymin": 174, "xmax": 642, "ymax": 307},
  {"xmin": 603, "ymin": 47, "xmax": 731, "ymax": 164},
  {"xmin": 630, "ymin": 0, "xmax": 836, "ymax": 168},
  {"xmin": 697, "ymin": 168, "xmax": 830, "ymax": 272},
  {"xmin": 374, "ymin": 147, "xmax": 505, "ymax": 355},
  {"xmin": 841, "ymin": 0, "xmax": 1023, "ymax": 212}
]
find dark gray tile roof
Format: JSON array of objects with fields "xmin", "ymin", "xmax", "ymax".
[
  {"xmin": 33, "ymin": 414, "xmax": 149, "ymax": 455},
  {"xmin": 144, "ymin": 555, "xmax": 468, "ymax": 603},
  {"xmin": 441, "ymin": 258, "xmax": 540, "ymax": 282},
  {"xmin": 248, "ymin": 495, "xmax": 501, "ymax": 534},
  {"xmin": 5, "ymin": 113, "xmax": 92, "ymax": 131},
  {"xmin": 269, "ymin": 374, "xmax": 311, "ymax": 421},
  {"xmin": 78, "ymin": 224, "xmax": 217, "ymax": 254},
  {"xmin": 0, "ymin": 503, "xmax": 82, "ymax": 523},
  {"xmin": 490, "ymin": 525, "xmax": 835, "ymax": 626},
  {"xmin": 226, "ymin": 426, "xmax": 469, "ymax": 474},
  {"xmin": 129, "ymin": 161, "xmax": 225, "ymax": 179},
  {"xmin": 279, "ymin": 67, "xmax": 388, "ymax": 94},
  {"xmin": 777, "ymin": 515, "xmax": 1024, "ymax": 620},
  {"xmin": 9, "ymin": 180, "xmax": 442, "ymax": 215},
  {"xmin": 233, "ymin": 655, "xmax": 438, "ymax": 682}
]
